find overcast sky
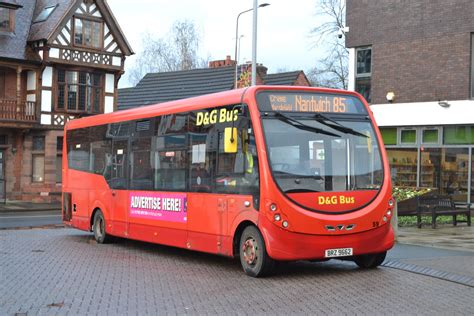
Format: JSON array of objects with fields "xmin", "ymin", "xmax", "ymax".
[{"xmin": 107, "ymin": 0, "xmax": 324, "ymax": 88}]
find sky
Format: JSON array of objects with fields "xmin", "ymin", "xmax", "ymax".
[{"xmin": 107, "ymin": 0, "xmax": 325, "ymax": 88}]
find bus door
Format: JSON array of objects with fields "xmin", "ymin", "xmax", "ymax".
[
  {"xmin": 187, "ymin": 129, "xmax": 229, "ymax": 253},
  {"xmin": 109, "ymin": 138, "xmax": 130, "ymax": 236},
  {"xmin": 187, "ymin": 107, "xmax": 258, "ymax": 255}
]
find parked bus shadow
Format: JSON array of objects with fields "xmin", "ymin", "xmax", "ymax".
[{"xmin": 66, "ymin": 231, "xmax": 369, "ymax": 278}]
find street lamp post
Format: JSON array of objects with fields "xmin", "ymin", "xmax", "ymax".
[{"xmin": 234, "ymin": 3, "xmax": 270, "ymax": 89}]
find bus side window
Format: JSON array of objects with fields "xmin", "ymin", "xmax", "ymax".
[
  {"xmin": 67, "ymin": 128, "xmax": 90, "ymax": 172},
  {"xmin": 89, "ymin": 125, "xmax": 111, "ymax": 176},
  {"xmin": 189, "ymin": 129, "xmax": 216, "ymax": 193},
  {"xmin": 130, "ymin": 137, "xmax": 153, "ymax": 191},
  {"xmin": 154, "ymin": 115, "xmax": 188, "ymax": 191}
]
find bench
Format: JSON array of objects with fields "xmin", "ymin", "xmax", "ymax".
[{"xmin": 398, "ymin": 195, "xmax": 472, "ymax": 228}]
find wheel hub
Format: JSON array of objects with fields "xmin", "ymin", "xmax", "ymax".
[{"xmin": 242, "ymin": 238, "xmax": 258, "ymax": 265}]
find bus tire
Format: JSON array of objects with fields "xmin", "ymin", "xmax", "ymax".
[
  {"xmin": 239, "ymin": 226, "xmax": 274, "ymax": 277},
  {"xmin": 93, "ymin": 210, "xmax": 111, "ymax": 244},
  {"xmin": 353, "ymin": 251, "xmax": 386, "ymax": 269}
]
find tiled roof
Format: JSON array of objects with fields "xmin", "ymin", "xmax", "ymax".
[
  {"xmin": 118, "ymin": 66, "xmax": 236, "ymax": 110},
  {"xmin": 263, "ymin": 71, "xmax": 303, "ymax": 85},
  {"xmin": 0, "ymin": 0, "xmax": 132, "ymax": 62},
  {"xmin": 118, "ymin": 67, "xmax": 308, "ymax": 110},
  {"xmin": 0, "ymin": 0, "xmax": 39, "ymax": 62},
  {"xmin": 28, "ymin": 0, "xmax": 75, "ymax": 42}
]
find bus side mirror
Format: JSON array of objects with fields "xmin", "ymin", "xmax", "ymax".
[{"xmin": 224, "ymin": 127, "xmax": 238, "ymax": 153}]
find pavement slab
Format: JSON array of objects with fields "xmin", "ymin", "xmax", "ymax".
[{"xmin": 1, "ymin": 228, "xmax": 473, "ymax": 315}]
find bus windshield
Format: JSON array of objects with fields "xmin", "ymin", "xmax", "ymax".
[{"xmin": 257, "ymin": 91, "xmax": 383, "ymax": 210}]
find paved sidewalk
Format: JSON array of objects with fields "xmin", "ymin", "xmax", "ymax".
[
  {"xmin": 398, "ymin": 224, "xmax": 474, "ymax": 253},
  {"xmin": 0, "ymin": 201, "xmax": 61, "ymax": 212},
  {"xmin": 1, "ymin": 228, "xmax": 472, "ymax": 315},
  {"xmin": 386, "ymin": 243, "xmax": 474, "ymax": 286}
]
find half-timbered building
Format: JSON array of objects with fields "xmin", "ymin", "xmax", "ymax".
[{"xmin": 0, "ymin": 0, "xmax": 132, "ymax": 202}]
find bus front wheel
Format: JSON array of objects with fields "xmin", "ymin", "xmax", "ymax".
[
  {"xmin": 93, "ymin": 210, "xmax": 111, "ymax": 244},
  {"xmin": 353, "ymin": 251, "xmax": 386, "ymax": 269},
  {"xmin": 239, "ymin": 226, "xmax": 274, "ymax": 277}
]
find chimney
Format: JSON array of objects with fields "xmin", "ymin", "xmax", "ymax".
[{"xmin": 209, "ymin": 55, "xmax": 237, "ymax": 68}]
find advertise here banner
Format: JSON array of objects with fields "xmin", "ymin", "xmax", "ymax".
[{"xmin": 129, "ymin": 192, "xmax": 187, "ymax": 223}]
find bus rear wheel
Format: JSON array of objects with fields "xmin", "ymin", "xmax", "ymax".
[
  {"xmin": 93, "ymin": 210, "xmax": 111, "ymax": 244},
  {"xmin": 239, "ymin": 226, "xmax": 274, "ymax": 277},
  {"xmin": 353, "ymin": 251, "xmax": 386, "ymax": 269}
]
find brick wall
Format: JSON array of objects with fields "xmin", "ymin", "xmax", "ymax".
[
  {"xmin": 346, "ymin": 0, "xmax": 474, "ymax": 104},
  {"xmin": 0, "ymin": 129, "xmax": 64, "ymax": 203},
  {"xmin": 294, "ymin": 72, "xmax": 311, "ymax": 87}
]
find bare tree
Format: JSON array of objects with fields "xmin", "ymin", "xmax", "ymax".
[
  {"xmin": 128, "ymin": 20, "xmax": 208, "ymax": 86},
  {"xmin": 308, "ymin": 0, "xmax": 348, "ymax": 89}
]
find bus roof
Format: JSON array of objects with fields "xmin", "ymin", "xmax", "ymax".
[{"xmin": 65, "ymin": 85, "xmax": 364, "ymax": 130}]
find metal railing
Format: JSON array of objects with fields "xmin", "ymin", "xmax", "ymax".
[{"xmin": 0, "ymin": 99, "xmax": 37, "ymax": 122}]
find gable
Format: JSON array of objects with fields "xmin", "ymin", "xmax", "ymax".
[
  {"xmin": 40, "ymin": 0, "xmax": 132, "ymax": 70},
  {"xmin": 50, "ymin": 0, "xmax": 122, "ymax": 55}
]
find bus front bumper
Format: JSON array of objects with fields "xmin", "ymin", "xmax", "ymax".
[{"xmin": 260, "ymin": 219, "xmax": 395, "ymax": 261}]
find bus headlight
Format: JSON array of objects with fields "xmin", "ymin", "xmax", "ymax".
[
  {"xmin": 282, "ymin": 220, "xmax": 289, "ymax": 228},
  {"xmin": 274, "ymin": 214, "xmax": 281, "ymax": 221},
  {"xmin": 270, "ymin": 204, "xmax": 277, "ymax": 212},
  {"xmin": 388, "ymin": 198, "xmax": 395, "ymax": 208}
]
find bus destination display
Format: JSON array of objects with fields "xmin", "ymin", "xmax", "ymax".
[{"xmin": 257, "ymin": 92, "xmax": 367, "ymax": 115}]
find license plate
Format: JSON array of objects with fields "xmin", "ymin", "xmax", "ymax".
[{"xmin": 325, "ymin": 248, "xmax": 353, "ymax": 258}]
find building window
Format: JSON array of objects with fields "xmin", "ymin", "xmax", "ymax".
[
  {"xmin": 0, "ymin": 7, "xmax": 14, "ymax": 33},
  {"xmin": 57, "ymin": 69, "xmax": 102, "ymax": 113},
  {"xmin": 355, "ymin": 47, "xmax": 372, "ymax": 103},
  {"xmin": 380, "ymin": 128, "xmax": 397, "ymax": 145},
  {"xmin": 443, "ymin": 126, "xmax": 474, "ymax": 144},
  {"xmin": 56, "ymin": 137, "xmax": 63, "ymax": 183},
  {"xmin": 0, "ymin": 70, "xmax": 4, "ymax": 98},
  {"xmin": 471, "ymin": 34, "xmax": 474, "ymax": 99},
  {"xmin": 74, "ymin": 17, "xmax": 102, "ymax": 49},
  {"xmin": 400, "ymin": 129, "xmax": 417, "ymax": 144},
  {"xmin": 422, "ymin": 128, "xmax": 439, "ymax": 144},
  {"xmin": 33, "ymin": 5, "xmax": 57, "ymax": 23},
  {"xmin": 32, "ymin": 136, "xmax": 45, "ymax": 182}
]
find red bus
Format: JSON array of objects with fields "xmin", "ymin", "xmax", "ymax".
[{"xmin": 62, "ymin": 86, "xmax": 394, "ymax": 277}]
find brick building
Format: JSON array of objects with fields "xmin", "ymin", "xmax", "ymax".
[
  {"xmin": 118, "ymin": 55, "xmax": 310, "ymax": 110},
  {"xmin": 0, "ymin": 0, "xmax": 132, "ymax": 202},
  {"xmin": 346, "ymin": 0, "xmax": 474, "ymax": 204}
]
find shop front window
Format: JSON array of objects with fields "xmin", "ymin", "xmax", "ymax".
[
  {"xmin": 420, "ymin": 147, "xmax": 468, "ymax": 202},
  {"xmin": 442, "ymin": 148, "xmax": 468, "ymax": 202},
  {"xmin": 471, "ymin": 153, "xmax": 474, "ymax": 204},
  {"xmin": 420, "ymin": 148, "xmax": 438, "ymax": 189},
  {"xmin": 387, "ymin": 148, "xmax": 418, "ymax": 187}
]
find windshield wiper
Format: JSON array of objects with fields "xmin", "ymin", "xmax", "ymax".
[
  {"xmin": 275, "ymin": 112, "xmax": 339, "ymax": 137},
  {"xmin": 314, "ymin": 113, "xmax": 368, "ymax": 138},
  {"xmin": 273, "ymin": 170, "xmax": 323, "ymax": 180}
]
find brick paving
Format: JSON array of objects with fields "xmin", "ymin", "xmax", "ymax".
[{"xmin": 1, "ymin": 228, "xmax": 473, "ymax": 315}]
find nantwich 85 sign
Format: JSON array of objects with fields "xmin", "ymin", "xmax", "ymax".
[{"xmin": 257, "ymin": 91, "xmax": 368, "ymax": 115}]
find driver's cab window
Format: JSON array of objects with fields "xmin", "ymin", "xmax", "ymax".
[{"xmin": 188, "ymin": 105, "xmax": 259, "ymax": 194}]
